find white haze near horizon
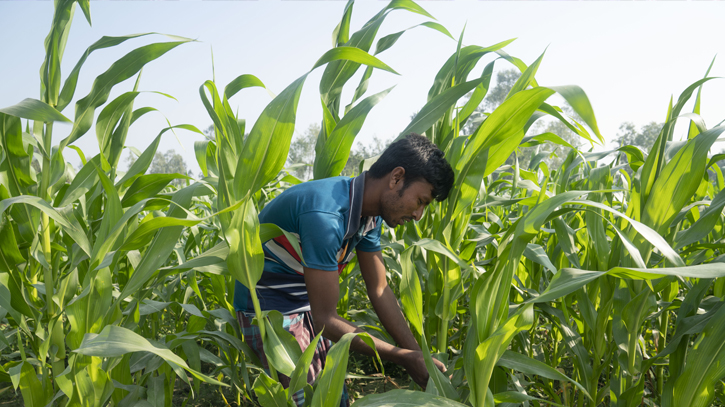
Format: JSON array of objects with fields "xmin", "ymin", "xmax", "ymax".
[{"xmin": 1, "ymin": 1, "xmax": 724, "ymax": 176}]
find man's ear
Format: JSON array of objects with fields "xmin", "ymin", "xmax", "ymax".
[{"xmin": 389, "ymin": 167, "xmax": 406, "ymax": 189}]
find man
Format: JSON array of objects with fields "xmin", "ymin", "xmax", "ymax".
[{"xmin": 234, "ymin": 133, "xmax": 454, "ymax": 406}]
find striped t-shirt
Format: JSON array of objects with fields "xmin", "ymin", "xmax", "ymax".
[{"xmin": 233, "ymin": 172, "xmax": 382, "ymax": 314}]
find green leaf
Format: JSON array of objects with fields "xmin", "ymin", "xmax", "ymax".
[
  {"xmin": 687, "ymin": 57, "xmax": 716, "ymax": 139},
  {"xmin": 118, "ymin": 183, "xmax": 201, "ymax": 301},
  {"xmin": 0, "ymin": 99, "xmax": 71, "ymax": 122},
  {"xmin": 0, "ymin": 277, "xmax": 33, "ymax": 325},
  {"xmin": 313, "ymin": 86, "xmax": 393, "ymax": 179},
  {"xmin": 448, "ymin": 87, "xmax": 555, "ymax": 221},
  {"xmin": 529, "ymin": 263, "xmax": 725, "ymax": 304},
  {"xmin": 675, "ymin": 186, "xmax": 725, "ymax": 249},
  {"xmin": 287, "ymin": 330, "xmax": 323, "ymax": 400},
  {"xmin": 61, "ymin": 40, "xmax": 191, "ymax": 149},
  {"xmin": 521, "ymin": 131, "xmax": 575, "ymax": 150},
  {"xmin": 9, "ymin": 362, "xmax": 49, "ymax": 407},
  {"xmin": 399, "ymin": 247, "xmax": 424, "ymax": 336},
  {"xmin": 663, "ymin": 303, "xmax": 725, "ymax": 407},
  {"xmin": 253, "ymin": 372, "xmax": 290, "ymax": 407},
  {"xmin": 58, "ymin": 154, "xmax": 100, "ymax": 206},
  {"xmin": 351, "ymin": 389, "xmax": 468, "ymax": 406},
  {"xmin": 234, "ymin": 74, "xmax": 306, "ymax": 200},
  {"xmin": 469, "ymin": 305, "xmax": 534, "ymax": 407},
  {"xmin": 261, "ymin": 310, "xmax": 303, "ymax": 377},
  {"xmin": 0, "ymin": 114, "xmax": 35, "ymax": 190},
  {"xmin": 39, "ymin": 0, "xmax": 75, "ymax": 107},
  {"xmin": 95, "ymin": 90, "xmax": 141, "ymax": 165},
  {"xmin": 375, "ymin": 21, "xmax": 453, "ymax": 59},
  {"xmin": 57, "ymin": 33, "xmax": 172, "ymax": 110},
  {"xmin": 426, "ymin": 40, "xmax": 515, "ymax": 102},
  {"xmin": 642, "ymin": 125, "xmax": 725, "ymax": 236},
  {"xmin": 548, "ymin": 85, "xmax": 604, "ymax": 143},
  {"xmin": 194, "ymin": 140, "xmax": 211, "ymax": 178},
  {"xmin": 412, "ymin": 238, "xmax": 471, "ymax": 271},
  {"xmin": 118, "ymin": 214, "xmax": 201, "ymax": 252},
  {"xmin": 225, "ymin": 199, "xmax": 264, "ymax": 291},
  {"xmin": 66, "ymin": 267, "xmax": 113, "ymax": 349},
  {"xmin": 419, "ymin": 334, "xmax": 458, "ymax": 400},
  {"xmin": 639, "ymin": 77, "xmax": 717, "ymax": 212},
  {"xmin": 493, "ymin": 391, "xmax": 565, "ymax": 407},
  {"xmin": 0, "ymin": 217, "xmax": 26, "ymax": 273},
  {"xmin": 92, "ymin": 162, "xmax": 123, "ymax": 262},
  {"xmin": 317, "ymin": 97, "xmax": 338, "ymax": 156},
  {"xmin": 121, "ymin": 173, "xmax": 190, "ymax": 207},
  {"xmin": 523, "ymin": 244, "xmax": 557, "ymax": 274},
  {"xmin": 399, "ymin": 78, "xmax": 483, "ymax": 138},
  {"xmin": 116, "ymin": 125, "xmax": 202, "ymax": 188},
  {"xmin": 332, "ymin": 0, "xmax": 353, "ymax": 47},
  {"xmin": 560, "ymin": 198, "xmax": 684, "ymax": 267},
  {"xmin": 497, "ymin": 351, "xmax": 592, "ymax": 400},
  {"xmin": 312, "ymin": 332, "xmax": 377, "ymax": 407},
  {"xmin": 455, "ymin": 61, "xmax": 495, "ymax": 129},
  {"xmin": 0, "ymin": 195, "xmax": 92, "ymax": 256},
  {"xmin": 506, "ymin": 49, "xmax": 546, "ymax": 99},
  {"xmin": 385, "ymin": 0, "xmax": 435, "ymax": 19},
  {"xmin": 312, "ymin": 46, "xmax": 399, "ymax": 75},
  {"xmin": 74, "ymin": 325, "xmax": 226, "ymax": 386},
  {"xmin": 169, "ymin": 242, "xmax": 227, "ymax": 274},
  {"xmin": 224, "ymin": 74, "xmax": 267, "ymax": 100}
]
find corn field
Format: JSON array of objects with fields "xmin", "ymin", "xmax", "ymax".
[{"xmin": 2, "ymin": 1, "xmax": 725, "ymax": 406}]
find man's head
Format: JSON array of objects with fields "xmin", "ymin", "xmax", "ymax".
[{"xmin": 368, "ymin": 133, "xmax": 454, "ymax": 227}]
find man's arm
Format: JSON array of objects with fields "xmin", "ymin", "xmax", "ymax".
[
  {"xmin": 356, "ymin": 249, "xmax": 422, "ymax": 352},
  {"xmin": 304, "ymin": 264, "xmax": 438, "ymax": 387},
  {"xmin": 355, "ymin": 250, "xmax": 446, "ymax": 381}
]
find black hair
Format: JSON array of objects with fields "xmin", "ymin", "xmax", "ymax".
[{"xmin": 368, "ymin": 133, "xmax": 454, "ymax": 201}]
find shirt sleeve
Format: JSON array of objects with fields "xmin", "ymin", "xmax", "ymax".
[
  {"xmin": 298, "ymin": 211, "xmax": 344, "ymax": 271},
  {"xmin": 355, "ymin": 216, "xmax": 383, "ymax": 253}
]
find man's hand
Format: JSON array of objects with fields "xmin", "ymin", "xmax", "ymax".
[{"xmin": 399, "ymin": 349, "xmax": 446, "ymax": 388}]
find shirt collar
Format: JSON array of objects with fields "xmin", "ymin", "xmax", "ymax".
[{"xmin": 344, "ymin": 171, "xmax": 372, "ymax": 240}]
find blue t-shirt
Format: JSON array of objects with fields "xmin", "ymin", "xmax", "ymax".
[{"xmin": 233, "ymin": 172, "xmax": 382, "ymax": 314}]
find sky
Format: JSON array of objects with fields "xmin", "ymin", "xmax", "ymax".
[{"xmin": 1, "ymin": 0, "xmax": 724, "ymax": 176}]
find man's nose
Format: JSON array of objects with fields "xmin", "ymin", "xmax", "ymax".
[{"xmin": 413, "ymin": 205, "xmax": 425, "ymax": 221}]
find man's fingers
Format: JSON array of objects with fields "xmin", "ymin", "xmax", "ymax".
[{"xmin": 434, "ymin": 359, "xmax": 447, "ymax": 372}]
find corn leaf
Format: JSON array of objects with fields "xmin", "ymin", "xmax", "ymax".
[
  {"xmin": 253, "ymin": 372, "xmax": 290, "ymax": 407},
  {"xmin": 530, "ymin": 263, "xmax": 725, "ymax": 304},
  {"xmin": 75, "ymin": 325, "xmax": 226, "ymax": 386},
  {"xmin": 61, "ymin": 40, "xmax": 191, "ymax": 149},
  {"xmin": 311, "ymin": 332, "xmax": 378, "ymax": 407},
  {"xmin": 287, "ymin": 330, "xmax": 323, "ymax": 401},
  {"xmin": 121, "ymin": 173, "xmax": 190, "ymax": 207},
  {"xmin": 663, "ymin": 303, "xmax": 725, "ymax": 407},
  {"xmin": 0, "ymin": 99, "xmax": 71, "ymax": 123},
  {"xmin": 313, "ymin": 86, "xmax": 392, "ymax": 179},
  {"xmin": 234, "ymin": 75, "xmax": 306, "ymax": 200},
  {"xmin": 497, "ymin": 351, "xmax": 591, "ymax": 400},
  {"xmin": 352, "ymin": 389, "xmax": 467, "ymax": 406}
]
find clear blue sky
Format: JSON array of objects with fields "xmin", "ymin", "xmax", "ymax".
[{"xmin": 2, "ymin": 1, "xmax": 724, "ymax": 175}]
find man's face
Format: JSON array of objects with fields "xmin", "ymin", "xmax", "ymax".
[{"xmin": 380, "ymin": 179, "xmax": 434, "ymax": 228}]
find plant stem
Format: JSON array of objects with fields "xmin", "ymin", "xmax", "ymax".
[
  {"xmin": 438, "ymin": 257, "xmax": 450, "ymax": 353},
  {"xmin": 39, "ymin": 122, "xmax": 65, "ymax": 386},
  {"xmin": 656, "ymin": 285, "xmax": 672, "ymax": 393},
  {"xmin": 40, "ymin": 123, "xmax": 54, "ymax": 317}
]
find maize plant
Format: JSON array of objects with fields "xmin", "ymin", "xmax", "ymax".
[{"xmin": 2, "ymin": 1, "xmax": 725, "ymax": 407}]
